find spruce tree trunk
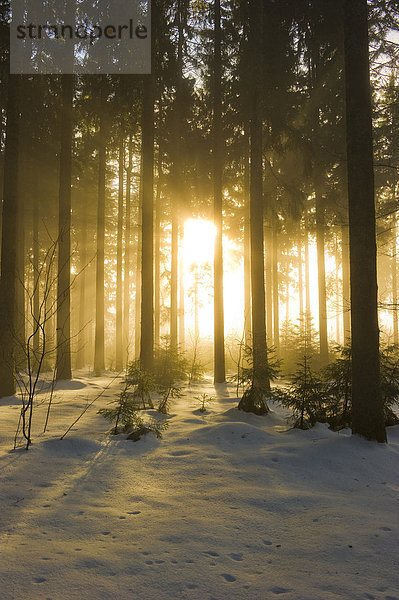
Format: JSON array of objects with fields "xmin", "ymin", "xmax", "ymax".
[
  {"xmin": 0, "ymin": 74, "xmax": 20, "ymax": 397},
  {"xmin": 154, "ymin": 145, "xmax": 163, "ymax": 349},
  {"xmin": 344, "ymin": 0, "xmax": 386, "ymax": 442},
  {"xmin": 115, "ymin": 132, "xmax": 124, "ymax": 371},
  {"xmin": 179, "ymin": 228, "xmax": 185, "ymax": 349},
  {"xmin": 56, "ymin": 74, "xmax": 73, "ymax": 381},
  {"xmin": 32, "ymin": 186, "xmax": 40, "ymax": 362},
  {"xmin": 213, "ymin": 0, "xmax": 225, "ymax": 383},
  {"xmin": 298, "ymin": 241, "xmax": 304, "ymax": 328},
  {"xmin": 238, "ymin": 0, "xmax": 269, "ymax": 413},
  {"xmin": 15, "ymin": 189, "xmax": 25, "ymax": 371},
  {"xmin": 243, "ymin": 125, "xmax": 251, "ymax": 345},
  {"xmin": 316, "ymin": 193, "xmax": 329, "ymax": 364},
  {"xmin": 304, "ymin": 224, "xmax": 311, "ymax": 319},
  {"xmin": 265, "ymin": 220, "xmax": 273, "ymax": 345},
  {"xmin": 134, "ymin": 190, "xmax": 142, "ymax": 360},
  {"xmin": 272, "ymin": 222, "xmax": 280, "ymax": 353},
  {"xmin": 94, "ymin": 82, "xmax": 106, "ymax": 375},
  {"xmin": 140, "ymin": 76, "xmax": 154, "ymax": 371},
  {"xmin": 335, "ymin": 234, "xmax": 341, "ymax": 345},
  {"xmin": 123, "ymin": 136, "xmax": 132, "ymax": 364},
  {"xmin": 170, "ymin": 209, "xmax": 178, "ymax": 348},
  {"xmin": 392, "ymin": 234, "xmax": 398, "ymax": 345},
  {"xmin": 341, "ymin": 222, "xmax": 351, "ymax": 344},
  {"xmin": 76, "ymin": 200, "xmax": 87, "ymax": 369}
]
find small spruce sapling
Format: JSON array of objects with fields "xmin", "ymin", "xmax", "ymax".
[
  {"xmin": 195, "ymin": 393, "xmax": 215, "ymax": 413},
  {"xmin": 280, "ymin": 355, "xmax": 328, "ymax": 429}
]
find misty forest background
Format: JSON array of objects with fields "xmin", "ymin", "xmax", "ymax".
[{"xmin": 0, "ymin": 0, "xmax": 399, "ymax": 444}]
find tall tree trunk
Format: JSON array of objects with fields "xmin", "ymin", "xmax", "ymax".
[
  {"xmin": 115, "ymin": 132, "xmax": 124, "ymax": 371},
  {"xmin": 392, "ymin": 232, "xmax": 398, "ymax": 345},
  {"xmin": 76, "ymin": 200, "xmax": 87, "ymax": 369},
  {"xmin": 194, "ymin": 264, "xmax": 199, "ymax": 340},
  {"xmin": 170, "ymin": 208, "xmax": 178, "ymax": 348},
  {"xmin": 135, "ymin": 190, "xmax": 142, "ymax": 360},
  {"xmin": 213, "ymin": 0, "xmax": 225, "ymax": 383},
  {"xmin": 316, "ymin": 193, "xmax": 329, "ymax": 364},
  {"xmin": 238, "ymin": 0, "xmax": 269, "ymax": 413},
  {"xmin": 140, "ymin": 76, "xmax": 154, "ymax": 371},
  {"xmin": 154, "ymin": 144, "xmax": 163, "ymax": 349},
  {"xmin": 94, "ymin": 82, "xmax": 106, "ymax": 375},
  {"xmin": 335, "ymin": 234, "xmax": 341, "ymax": 345},
  {"xmin": 272, "ymin": 222, "xmax": 280, "ymax": 353},
  {"xmin": 243, "ymin": 125, "xmax": 251, "ymax": 345},
  {"xmin": 298, "ymin": 241, "xmax": 304, "ymax": 331},
  {"xmin": 56, "ymin": 74, "xmax": 73, "ymax": 381},
  {"xmin": 341, "ymin": 222, "xmax": 351, "ymax": 344},
  {"xmin": 344, "ymin": 0, "xmax": 386, "ymax": 442},
  {"xmin": 265, "ymin": 220, "xmax": 273, "ymax": 345},
  {"xmin": 32, "ymin": 185, "xmax": 40, "ymax": 363},
  {"xmin": 0, "ymin": 74, "xmax": 20, "ymax": 397},
  {"xmin": 179, "ymin": 228, "xmax": 185, "ymax": 349},
  {"xmin": 124, "ymin": 136, "xmax": 132, "ymax": 364}
]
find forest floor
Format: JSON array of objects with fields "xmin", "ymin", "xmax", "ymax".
[{"xmin": 0, "ymin": 372, "xmax": 398, "ymax": 600}]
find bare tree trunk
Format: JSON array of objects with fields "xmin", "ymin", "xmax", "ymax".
[
  {"xmin": 213, "ymin": 0, "xmax": 225, "ymax": 383},
  {"xmin": 238, "ymin": 0, "xmax": 269, "ymax": 414},
  {"xmin": 298, "ymin": 241, "xmax": 304, "ymax": 332},
  {"xmin": 140, "ymin": 76, "xmax": 154, "ymax": 371},
  {"xmin": 124, "ymin": 135, "xmax": 132, "ymax": 364},
  {"xmin": 76, "ymin": 200, "xmax": 87, "ymax": 369},
  {"xmin": 393, "ymin": 232, "xmax": 398, "ymax": 345},
  {"xmin": 56, "ymin": 74, "xmax": 73, "ymax": 381},
  {"xmin": 243, "ymin": 125, "xmax": 251, "ymax": 345},
  {"xmin": 344, "ymin": 0, "xmax": 386, "ymax": 442},
  {"xmin": 272, "ymin": 222, "xmax": 279, "ymax": 353},
  {"xmin": 94, "ymin": 81, "xmax": 106, "ymax": 375},
  {"xmin": 32, "ymin": 186, "xmax": 40, "ymax": 361},
  {"xmin": 265, "ymin": 220, "xmax": 273, "ymax": 345},
  {"xmin": 316, "ymin": 193, "xmax": 329, "ymax": 364},
  {"xmin": 134, "ymin": 191, "xmax": 142, "ymax": 360},
  {"xmin": 179, "ymin": 227, "xmax": 185, "ymax": 349},
  {"xmin": 154, "ymin": 144, "xmax": 163, "ymax": 349},
  {"xmin": 115, "ymin": 131, "xmax": 124, "ymax": 371},
  {"xmin": 341, "ymin": 222, "xmax": 351, "ymax": 344},
  {"xmin": 0, "ymin": 74, "xmax": 20, "ymax": 397}
]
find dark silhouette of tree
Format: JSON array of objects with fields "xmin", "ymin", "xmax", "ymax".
[{"xmin": 343, "ymin": 0, "xmax": 386, "ymax": 442}]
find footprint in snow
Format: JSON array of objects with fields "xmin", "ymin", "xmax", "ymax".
[
  {"xmin": 229, "ymin": 553, "xmax": 243, "ymax": 561},
  {"xmin": 263, "ymin": 540, "xmax": 273, "ymax": 546},
  {"xmin": 221, "ymin": 574, "xmax": 236, "ymax": 582},
  {"xmin": 169, "ymin": 450, "xmax": 191, "ymax": 457},
  {"xmin": 186, "ymin": 584, "xmax": 198, "ymax": 590},
  {"xmin": 204, "ymin": 551, "xmax": 219, "ymax": 557},
  {"xmin": 270, "ymin": 587, "xmax": 292, "ymax": 595},
  {"xmin": 380, "ymin": 526, "xmax": 392, "ymax": 531},
  {"xmin": 101, "ymin": 531, "xmax": 111, "ymax": 536},
  {"xmin": 34, "ymin": 577, "xmax": 46, "ymax": 584}
]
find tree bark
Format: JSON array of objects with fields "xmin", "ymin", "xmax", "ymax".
[
  {"xmin": 124, "ymin": 135, "xmax": 132, "ymax": 364},
  {"xmin": 56, "ymin": 74, "xmax": 73, "ymax": 381},
  {"xmin": 140, "ymin": 76, "xmax": 154, "ymax": 371},
  {"xmin": 392, "ymin": 233, "xmax": 398, "ymax": 345},
  {"xmin": 213, "ymin": 0, "xmax": 225, "ymax": 383},
  {"xmin": 76, "ymin": 199, "xmax": 87, "ymax": 369},
  {"xmin": 344, "ymin": 0, "xmax": 386, "ymax": 442},
  {"xmin": 115, "ymin": 131, "xmax": 124, "ymax": 371},
  {"xmin": 0, "ymin": 74, "xmax": 20, "ymax": 397},
  {"xmin": 316, "ymin": 193, "xmax": 329, "ymax": 364},
  {"xmin": 243, "ymin": 126, "xmax": 251, "ymax": 345},
  {"xmin": 272, "ymin": 222, "xmax": 279, "ymax": 353},
  {"xmin": 341, "ymin": 222, "xmax": 351, "ymax": 344},
  {"xmin": 94, "ymin": 81, "xmax": 106, "ymax": 375}
]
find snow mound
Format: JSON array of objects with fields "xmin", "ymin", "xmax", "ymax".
[
  {"xmin": 189, "ymin": 421, "xmax": 273, "ymax": 448},
  {"xmin": 39, "ymin": 437, "xmax": 104, "ymax": 457}
]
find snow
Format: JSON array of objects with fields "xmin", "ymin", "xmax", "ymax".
[{"xmin": 1, "ymin": 373, "xmax": 399, "ymax": 600}]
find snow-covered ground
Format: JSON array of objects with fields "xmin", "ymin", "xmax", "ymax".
[{"xmin": 1, "ymin": 373, "xmax": 398, "ymax": 600}]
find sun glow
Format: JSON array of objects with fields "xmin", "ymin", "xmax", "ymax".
[{"xmin": 182, "ymin": 219, "xmax": 244, "ymax": 339}]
